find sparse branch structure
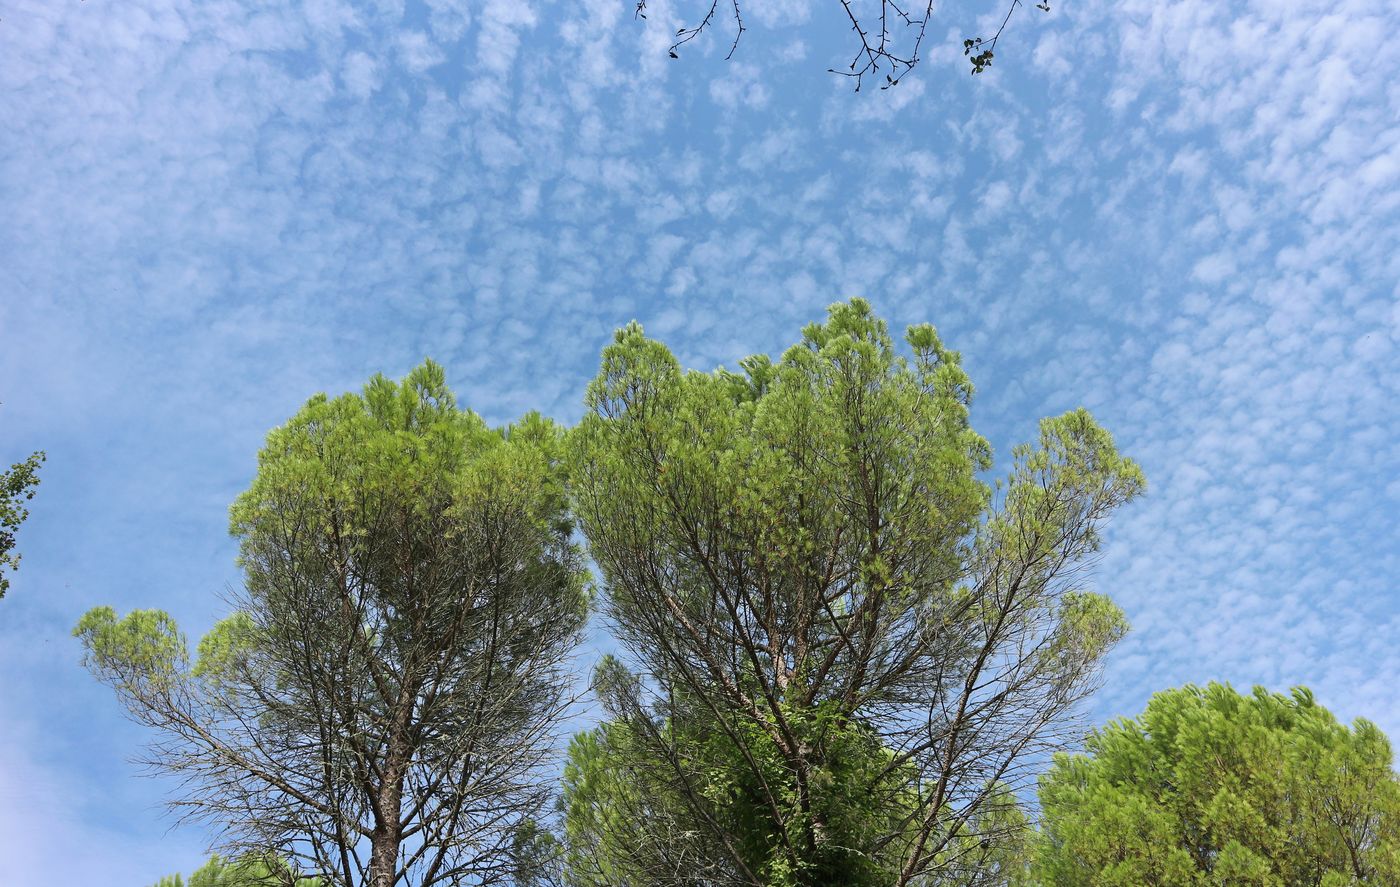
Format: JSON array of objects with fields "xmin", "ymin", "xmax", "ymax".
[
  {"xmin": 564, "ymin": 300, "xmax": 1144, "ymax": 886},
  {"xmin": 77, "ymin": 362, "xmax": 589, "ymax": 887},
  {"xmin": 635, "ymin": 0, "xmax": 1049, "ymax": 89}
]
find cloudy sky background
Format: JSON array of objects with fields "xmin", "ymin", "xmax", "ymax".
[{"xmin": 2, "ymin": 0, "xmax": 1398, "ymax": 881}]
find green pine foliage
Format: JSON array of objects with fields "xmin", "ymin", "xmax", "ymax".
[
  {"xmin": 79, "ymin": 362, "xmax": 588, "ymax": 886},
  {"xmin": 1036, "ymin": 683, "xmax": 1400, "ymax": 886},
  {"xmin": 563, "ymin": 299, "xmax": 1143, "ymax": 886},
  {"xmin": 88, "ymin": 312, "xmax": 1400, "ymax": 887},
  {"xmin": 147, "ymin": 854, "xmax": 321, "ymax": 887},
  {"xmin": 0, "ymin": 448, "xmax": 43, "ymax": 599}
]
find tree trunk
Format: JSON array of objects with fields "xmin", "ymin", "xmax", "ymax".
[{"xmin": 368, "ymin": 825, "xmax": 400, "ymax": 887}]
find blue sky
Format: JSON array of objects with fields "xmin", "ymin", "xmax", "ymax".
[{"xmin": 1, "ymin": 0, "xmax": 1398, "ymax": 882}]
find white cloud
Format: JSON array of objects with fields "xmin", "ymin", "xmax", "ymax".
[
  {"xmin": 397, "ymin": 30, "xmax": 445, "ymax": 73},
  {"xmin": 341, "ymin": 49, "xmax": 381, "ymax": 97}
]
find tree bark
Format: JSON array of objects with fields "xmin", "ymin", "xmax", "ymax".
[{"xmin": 368, "ymin": 824, "xmax": 400, "ymax": 887}]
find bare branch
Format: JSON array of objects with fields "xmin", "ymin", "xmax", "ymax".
[{"xmin": 637, "ymin": 0, "xmax": 1049, "ymax": 90}]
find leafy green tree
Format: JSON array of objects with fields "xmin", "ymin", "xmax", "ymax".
[
  {"xmin": 150, "ymin": 854, "xmax": 322, "ymax": 887},
  {"xmin": 560, "ymin": 713, "xmax": 726, "ymax": 886},
  {"xmin": 1036, "ymin": 683, "xmax": 1400, "ymax": 886},
  {"xmin": 509, "ymin": 816, "xmax": 567, "ymax": 887},
  {"xmin": 565, "ymin": 299, "xmax": 1144, "ymax": 886},
  {"xmin": 78, "ymin": 362, "xmax": 590, "ymax": 887},
  {"xmin": 0, "ymin": 448, "xmax": 44, "ymax": 599},
  {"xmin": 561, "ymin": 708, "xmax": 1036, "ymax": 887}
]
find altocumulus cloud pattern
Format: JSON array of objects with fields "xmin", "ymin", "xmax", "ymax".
[{"xmin": 0, "ymin": 0, "xmax": 1397, "ymax": 882}]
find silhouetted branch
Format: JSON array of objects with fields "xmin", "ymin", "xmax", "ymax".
[
  {"xmin": 638, "ymin": 0, "xmax": 1050, "ymax": 90},
  {"xmin": 964, "ymin": 0, "xmax": 1045, "ymax": 74}
]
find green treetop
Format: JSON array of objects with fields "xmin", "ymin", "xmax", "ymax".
[
  {"xmin": 563, "ymin": 298, "xmax": 1144, "ymax": 887},
  {"xmin": 1036, "ymin": 683, "xmax": 1400, "ymax": 886},
  {"xmin": 79, "ymin": 361, "xmax": 589, "ymax": 887}
]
